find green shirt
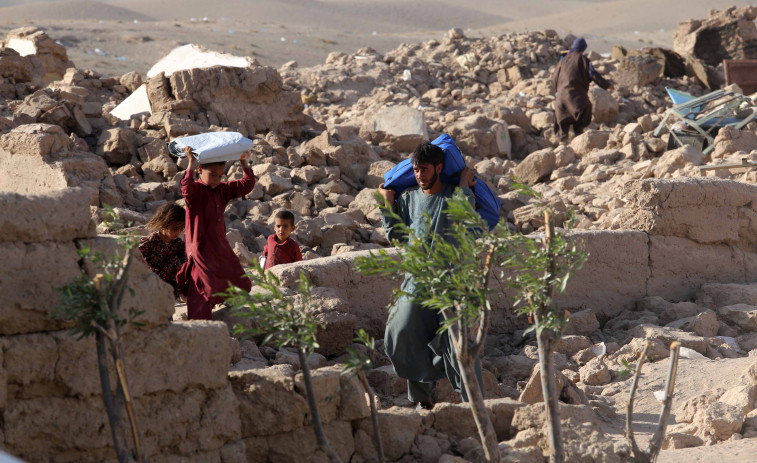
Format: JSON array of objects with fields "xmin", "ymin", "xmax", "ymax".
[{"xmin": 381, "ymin": 183, "xmax": 475, "ymax": 245}]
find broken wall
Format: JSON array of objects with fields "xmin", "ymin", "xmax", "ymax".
[
  {"xmin": 0, "ymin": 128, "xmax": 245, "ymax": 462},
  {"xmin": 145, "ymin": 64, "xmax": 304, "ymax": 139},
  {"xmin": 272, "ymin": 177, "xmax": 757, "ymax": 332}
]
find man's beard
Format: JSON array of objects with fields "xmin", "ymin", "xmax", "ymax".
[{"xmin": 421, "ymin": 170, "xmax": 439, "ymax": 190}]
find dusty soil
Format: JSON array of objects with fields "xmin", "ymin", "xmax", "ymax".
[
  {"xmin": 0, "ymin": 0, "xmax": 752, "ymax": 76},
  {"xmin": 659, "ymin": 437, "xmax": 757, "ymax": 462},
  {"xmin": 604, "ymin": 356, "xmax": 754, "ymax": 447}
]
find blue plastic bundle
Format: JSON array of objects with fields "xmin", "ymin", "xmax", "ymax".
[{"xmin": 383, "ymin": 134, "xmax": 502, "ymax": 229}]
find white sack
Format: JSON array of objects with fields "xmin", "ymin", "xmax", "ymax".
[{"xmin": 171, "ymin": 132, "xmax": 254, "ymax": 164}]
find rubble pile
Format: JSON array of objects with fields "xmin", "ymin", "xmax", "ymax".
[
  {"xmin": 674, "ymin": 5, "xmax": 757, "ymax": 66},
  {"xmin": 3, "ymin": 6, "xmax": 757, "ymax": 462},
  {"xmin": 0, "ymin": 20, "xmax": 743, "ymax": 259}
]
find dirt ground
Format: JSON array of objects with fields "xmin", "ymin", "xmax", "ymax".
[
  {"xmin": 601, "ymin": 355, "xmax": 756, "ymax": 459},
  {"xmin": 0, "ymin": 0, "xmax": 753, "ymax": 76}
]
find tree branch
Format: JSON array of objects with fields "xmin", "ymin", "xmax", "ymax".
[
  {"xmin": 646, "ymin": 341, "xmax": 682, "ymax": 460},
  {"xmin": 626, "ymin": 341, "xmax": 651, "ymax": 462},
  {"xmin": 110, "ymin": 252, "xmax": 134, "ymax": 310}
]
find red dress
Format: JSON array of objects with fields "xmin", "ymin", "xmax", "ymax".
[
  {"xmin": 261, "ymin": 234, "xmax": 303, "ymax": 270},
  {"xmin": 177, "ymin": 167, "xmax": 255, "ymax": 319},
  {"xmin": 138, "ymin": 232, "xmax": 187, "ymax": 297}
]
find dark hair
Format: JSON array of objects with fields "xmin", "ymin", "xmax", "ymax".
[
  {"xmin": 275, "ymin": 209, "xmax": 295, "ymax": 226},
  {"xmin": 146, "ymin": 203, "xmax": 185, "ymax": 232},
  {"xmin": 410, "ymin": 141, "xmax": 444, "ymax": 167},
  {"xmin": 199, "ymin": 161, "xmax": 226, "ymax": 169}
]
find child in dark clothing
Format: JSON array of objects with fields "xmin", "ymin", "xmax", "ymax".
[
  {"xmin": 260, "ymin": 210, "xmax": 303, "ymax": 270},
  {"xmin": 138, "ymin": 203, "xmax": 187, "ymax": 298}
]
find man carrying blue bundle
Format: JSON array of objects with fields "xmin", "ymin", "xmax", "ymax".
[
  {"xmin": 378, "ymin": 141, "xmax": 482, "ymax": 410},
  {"xmin": 553, "ymin": 37, "xmax": 614, "ymax": 142}
]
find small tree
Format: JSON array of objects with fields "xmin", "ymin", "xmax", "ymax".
[
  {"xmin": 51, "ymin": 206, "xmax": 147, "ymax": 463},
  {"xmin": 502, "ymin": 184, "xmax": 587, "ymax": 463},
  {"xmin": 356, "ymin": 190, "xmax": 506, "ymax": 462},
  {"xmin": 220, "ymin": 268, "xmax": 343, "ymax": 463},
  {"xmin": 342, "ymin": 329, "xmax": 385, "ymax": 463},
  {"xmin": 625, "ymin": 341, "xmax": 682, "ymax": 462}
]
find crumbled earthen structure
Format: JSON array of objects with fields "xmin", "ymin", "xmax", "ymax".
[{"xmin": 4, "ymin": 8, "xmax": 757, "ymax": 462}]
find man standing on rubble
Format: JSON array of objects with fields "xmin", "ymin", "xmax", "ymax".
[
  {"xmin": 378, "ymin": 141, "xmax": 482, "ymax": 411},
  {"xmin": 553, "ymin": 37, "xmax": 614, "ymax": 141}
]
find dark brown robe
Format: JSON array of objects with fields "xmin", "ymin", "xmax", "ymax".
[{"xmin": 552, "ymin": 52, "xmax": 611, "ymax": 140}]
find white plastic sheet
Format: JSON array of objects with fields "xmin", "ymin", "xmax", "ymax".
[
  {"xmin": 678, "ymin": 347, "xmax": 707, "ymax": 360},
  {"xmin": 171, "ymin": 132, "xmax": 254, "ymax": 164},
  {"xmin": 715, "ymin": 336, "xmax": 742, "ymax": 353},
  {"xmin": 591, "ymin": 342, "xmax": 607, "ymax": 357}
]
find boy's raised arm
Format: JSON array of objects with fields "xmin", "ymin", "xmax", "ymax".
[
  {"xmin": 181, "ymin": 146, "xmax": 199, "ymax": 203},
  {"xmin": 225, "ymin": 151, "xmax": 256, "ymax": 199}
]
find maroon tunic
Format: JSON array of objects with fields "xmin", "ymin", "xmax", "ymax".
[
  {"xmin": 261, "ymin": 234, "xmax": 303, "ymax": 270},
  {"xmin": 177, "ymin": 167, "xmax": 255, "ymax": 305}
]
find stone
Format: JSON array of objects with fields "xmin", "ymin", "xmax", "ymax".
[
  {"xmin": 511, "ymin": 402, "xmax": 602, "ymax": 434},
  {"xmin": 142, "ymin": 154, "xmax": 178, "ymax": 181},
  {"xmin": 658, "ymin": 301, "xmax": 702, "ymax": 325},
  {"xmin": 292, "ymin": 165, "xmax": 328, "ymax": 185},
  {"xmin": 274, "ymin": 348, "xmax": 327, "ymax": 370},
  {"xmin": 97, "ymin": 127, "xmax": 138, "ymax": 166},
  {"xmin": 663, "ymin": 432, "xmax": 704, "ymax": 450},
  {"xmin": 365, "ymin": 160, "xmax": 395, "ymax": 188},
  {"xmin": 636, "ymin": 296, "xmax": 672, "ymax": 315},
  {"xmin": 674, "ymin": 7, "xmax": 757, "ymax": 66},
  {"xmin": 613, "ymin": 54, "xmax": 663, "ymax": 87},
  {"xmin": 691, "ymin": 310, "xmax": 720, "ymax": 338},
  {"xmin": 374, "ymin": 407, "xmax": 423, "ymax": 460},
  {"xmin": 719, "ymin": 304, "xmax": 757, "ymax": 332},
  {"xmin": 119, "ymin": 71, "xmax": 143, "ymax": 92},
  {"xmin": 166, "ymin": 64, "xmax": 303, "ymax": 136},
  {"xmin": 413, "ymin": 434, "xmax": 443, "ymax": 463},
  {"xmin": 0, "ymin": 189, "xmax": 94, "ymax": 243},
  {"xmin": 519, "ymin": 364, "xmax": 588, "ymax": 406},
  {"xmin": 512, "ymin": 148, "xmax": 555, "ymax": 185},
  {"xmin": 2, "ymin": 27, "xmax": 74, "ymax": 81},
  {"xmin": 700, "ymin": 401, "xmax": 745, "ymax": 442},
  {"xmin": 314, "ymin": 310, "xmax": 357, "ymax": 356},
  {"xmin": 447, "ymin": 116, "xmax": 512, "ymax": 157},
  {"xmin": 368, "ymin": 105, "xmax": 426, "ymax": 152},
  {"xmin": 607, "ymin": 177, "xmax": 757, "ymax": 248},
  {"xmin": 627, "ymin": 324, "xmax": 708, "ymax": 355},
  {"xmin": 588, "ymin": 87, "xmax": 619, "ymax": 124},
  {"xmin": 563, "ymin": 309, "xmax": 600, "ymax": 336},
  {"xmin": 0, "ymin": 48, "xmax": 33, "ymax": 83},
  {"xmin": 579, "ymin": 356, "xmax": 611, "ymax": 386},
  {"xmin": 653, "ymin": 144, "xmax": 705, "ymax": 178},
  {"xmin": 699, "ymin": 283, "xmax": 757, "ymax": 309},
  {"xmin": 366, "ymin": 364, "xmax": 406, "ymax": 396},
  {"xmin": 259, "ymin": 173, "xmax": 294, "ymax": 196},
  {"xmin": 229, "ymin": 366, "xmax": 308, "ymax": 437},
  {"xmin": 432, "ymin": 402, "xmax": 480, "ymax": 439},
  {"xmin": 711, "ymin": 127, "xmax": 757, "ymax": 159},
  {"xmin": 570, "ymin": 130, "xmax": 610, "ymax": 156},
  {"xmin": 555, "ymin": 335, "xmax": 593, "ymax": 357},
  {"xmin": 719, "ymin": 384, "xmax": 757, "ymax": 416}
]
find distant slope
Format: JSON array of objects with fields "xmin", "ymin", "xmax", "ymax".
[
  {"xmin": 495, "ymin": 0, "xmax": 755, "ymax": 35},
  {"xmin": 0, "ymin": 0, "xmax": 155, "ymax": 21},
  {"xmin": 107, "ymin": 0, "xmax": 507, "ymax": 32}
]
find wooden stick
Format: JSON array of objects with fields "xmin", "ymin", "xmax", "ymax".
[
  {"xmin": 646, "ymin": 341, "xmax": 682, "ymax": 460},
  {"xmin": 626, "ymin": 341, "xmax": 651, "ymax": 462}
]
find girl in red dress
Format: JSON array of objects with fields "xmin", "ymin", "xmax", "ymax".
[{"xmin": 138, "ymin": 203, "xmax": 187, "ymax": 299}]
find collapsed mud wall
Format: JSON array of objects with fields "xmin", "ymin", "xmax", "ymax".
[
  {"xmin": 270, "ymin": 176, "xmax": 757, "ymax": 332},
  {"xmin": 0, "ymin": 125, "xmax": 244, "ymax": 462},
  {"xmin": 3, "ymin": 130, "xmax": 757, "ymax": 463}
]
